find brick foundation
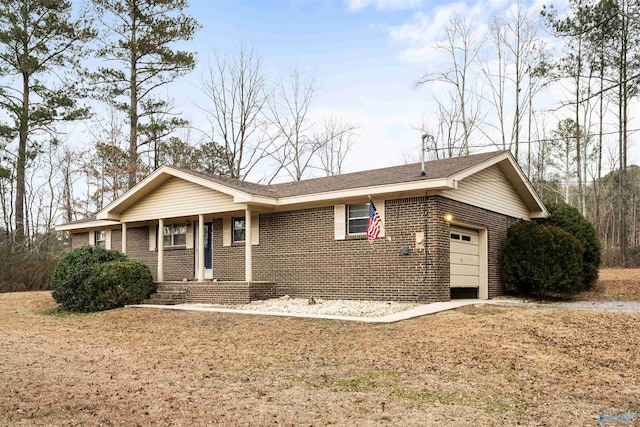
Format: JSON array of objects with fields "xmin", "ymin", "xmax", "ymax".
[{"xmin": 154, "ymin": 281, "xmax": 276, "ymax": 304}]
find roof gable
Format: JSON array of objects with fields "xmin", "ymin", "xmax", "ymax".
[
  {"xmin": 83, "ymin": 150, "xmax": 546, "ymax": 223},
  {"xmin": 119, "ymin": 176, "xmax": 238, "ymax": 222},
  {"xmin": 96, "ymin": 166, "xmax": 256, "ymax": 220}
]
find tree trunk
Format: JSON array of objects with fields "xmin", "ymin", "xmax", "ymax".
[
  {"xmin": 128, "ymin": 4, "xmax": 138, "ymax": 190},
  {"xmin": 15, "ymin": 72, "xmax": 29, "ymax": 245},
  {"xmin": 574, "ymin": 41, "xmax": 584, "ymax": 216}
]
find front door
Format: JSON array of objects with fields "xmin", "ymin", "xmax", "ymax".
[{"xmin": 204, "ymin": 222, "xmax": 213, "ymax": 278}]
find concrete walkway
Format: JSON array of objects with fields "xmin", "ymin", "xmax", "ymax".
[{"xmin": 128, "ymin": 299, "xmax": 500, "ymax": 323}]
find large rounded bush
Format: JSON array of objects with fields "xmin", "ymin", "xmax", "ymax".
[
  {"xmin": 83, "ymin": 260, "xmax": 154, "ymax": 312},
  {"xmin": 542, "ymin": 203, "xmax": 601, "ymax": 290},
  {"xmin": 503, "ymin": 220, "xmax": 584, "ymax": 297},
  {"xmin": 51, "ymin": 246, "xmax": 153, "ymax": 312}
]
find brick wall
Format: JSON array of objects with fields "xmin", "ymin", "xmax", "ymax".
[
  {"xmin": 70, "ymin": 226, "xmax": 195, "ymax": 282},
  {"xmin": 68, "ymin": 195, "xmax": 513, "ymax": 302},
  {"xmin": 211, "ymin": 196, "xmax": 512, "ymax": 302},
  {"xmin": 433, "ymin": 196, "xmax": 511, "ymax": 298},
  {"xmin": 424, "ymin": 197, "xmax": 450, "ymax": 301},
  {"xmin": 111, "ymin": 229, "xmax": 122, "ymax": 252},
  {"xmin": 125, "ymin": 226, "xmax": 158, "ymax": 279},
  {"xmin": 163, "ymin": 247, "xmax": 195, "ymax": 281},
  {"xmin": 212, "ymin": 219, "xmax": 244, "ymax": 281},
  {"xmin": 214, "ymin": 198, "xmax": 430, "ymax": 302},
  {"xmin": 124, "ymin": 226, "xmax": 194, "ymax": 281},
  {"xmin": 71, "ymin": 232, "xmax": 89, "ymax": 249}
]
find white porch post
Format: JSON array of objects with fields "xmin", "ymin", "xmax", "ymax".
[
  {"xmin": 157, "ymin": 219, "xmax": 164, "ymax": 282},
  {"xmin": 245, "ymin": 208, "xmax": 252, "ymax": 282},
  {"xmin": 121, "ymin": 222, "xmax": 127, "ymax": 255},
  {"xmin": 198, "ymin": 214, "xmax": 205, "ymax": 282}
]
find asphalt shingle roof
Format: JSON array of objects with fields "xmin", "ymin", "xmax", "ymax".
[{"xmin": 176, "ymin": 151, "xmax": 506, "ymax": 198}]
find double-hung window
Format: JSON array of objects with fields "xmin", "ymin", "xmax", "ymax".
[
  {"xmin": 347, "ymin": 203, "xmax": 369, "ymax": 235},
  {"xmin": 163, "ymin": 224, "xmax": 187, "ymax": 247},
  {"xmin": 232, "ymin": 218, "xmax": 246, "ymax": 243},
  {"xmin": 95, "ymin": 230, "xmax": 106, "ymax": 249}
]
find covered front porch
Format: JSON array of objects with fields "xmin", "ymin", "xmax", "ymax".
[{"xmin": 119, "ymin": 209, "xmax": 260, "ymax": 284}]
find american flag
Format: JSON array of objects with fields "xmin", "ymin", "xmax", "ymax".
[{"xmin": 367, "ymin": 200, "xmax": 382, "ymax": 244}]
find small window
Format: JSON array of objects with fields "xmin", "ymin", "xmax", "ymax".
[
  {"xmin": 232, "ymin": 218, "xmax": 246, "ymax": 243},
  {"xmin": 450, "ymin": 233, "xmax": 460, "ymax": 240},
  {"xmin": 461, "ymin": 235, "xmax": 471, "ymax": 242},
  {"xmin": 163, "ymin": 224, "xmax": 187, "ymax": 247},
  {"xmin": 348, "ymin": 203, "xmax": 369, "ymax": 235},
  {"xmin": 95, "ymin": 230, "xmax": 106, "ymax": 249}
]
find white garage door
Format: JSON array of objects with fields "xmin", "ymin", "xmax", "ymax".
[{"xmin": 450, "ymin": 226, "xmax": 479, "ymax": 288}]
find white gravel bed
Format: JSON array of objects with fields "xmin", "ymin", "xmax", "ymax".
[
  {"xmin": 182, "ymin": 297, "xmax": 424, "ymax": 318},
  {"xmin": 495, "ymin": 300, "xmax": 640, "ymax": 312}
]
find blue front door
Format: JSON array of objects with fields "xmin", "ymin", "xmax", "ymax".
[{"xmin": 204, "ymin": 222, "xmax": 213, "ymax": 271}]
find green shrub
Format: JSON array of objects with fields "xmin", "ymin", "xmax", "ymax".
[
  {"xmin": 83, "ymin": 260, "xmax": 154, "ymax": 311},
  {"xmin": 503, "ymin": 220, "xmax": 584, "ymax": 297},
  {"xmin": 51, "ymin": 246, "xmax": 153, "ymax": 312},
  {"xmin": 542, "ymin": 203, "xmax": 601, "ymax": 290}
]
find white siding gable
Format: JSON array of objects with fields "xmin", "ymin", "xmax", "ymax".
[
  {"xmin": 441, "ymin": 165, "xmax": 530, "ymax": 220},
  {"xmin": 120, "ymin": 177, "xmax": 237, "ymax": 222}
]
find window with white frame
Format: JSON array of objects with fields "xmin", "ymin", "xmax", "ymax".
[
  {"xmin": 95, "ymin": 230, "xmax": 106, "ymax": 249},
  {"xmin": 347, "ymin": 203, "xmax": 369, "ymax": 235},
  {"xmin": 163, "ymin": 224, "xmax": 187, "ymax": 247},
  {"xmin": 232, "ymin": 218, "xmax": 246, "ymax": 243}
]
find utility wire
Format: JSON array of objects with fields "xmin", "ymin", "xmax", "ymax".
[{"xmin": 419, "ymin": 126, "xmax": 640, "ymax": 154}]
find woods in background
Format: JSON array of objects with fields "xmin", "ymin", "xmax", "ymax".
[
  {"xmin": 418, "ymin": 0, "xmax": 639, "ymax": 267},
  {"xmin": 0, "ymin": 0, "xmax": 638, "ymax": 291}
]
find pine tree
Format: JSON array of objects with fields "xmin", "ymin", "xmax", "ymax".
[
  {"xmin": 88, "ymin": 0, "xmax": 199, "ymax": 189},
  {"xmin": 0, "ymin": 0, "xmax": 94, "ymax": 244}
]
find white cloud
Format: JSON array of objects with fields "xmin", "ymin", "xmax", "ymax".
[
  {"xmin": 388, "ymin": 0, "xmax": 555, "ymax": 68},
  {"xmin": 346, "ymin": 0, "xmax": 425, "ymax": 12}
]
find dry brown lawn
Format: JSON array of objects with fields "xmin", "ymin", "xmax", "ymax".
[
  {"xmin": 1, "ymin": 270, "xmax": 639, "ymax": 426},
  {"xmin": 575, "ymin": 268, "xmax": 640, "ymax": 302}
]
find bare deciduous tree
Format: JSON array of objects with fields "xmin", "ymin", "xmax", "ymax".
[
  {"xmin": 482, "ymin": 3, "xmax": 547, "ymax": 164},
  {"xmin": 315, "ymin": 116, "xmax": 357, "ymax": 176},
  {"xmin": 267, "ymin": 68, "xmax": 318, "ymax": 182},
  {"xmin": 199, "ymin": 45, "xmax": 271, "ymax": 180},
  {"xmin": 417, "ymin": 15, "xmax": 485, "ymax": 155}
]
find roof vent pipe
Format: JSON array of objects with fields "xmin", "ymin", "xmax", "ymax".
[{"xmin": 420, "ymin": 133, "xmax": 431, "ymax": 176}]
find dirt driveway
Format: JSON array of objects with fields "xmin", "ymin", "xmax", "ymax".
[{"xmin": 1, "ymin": 271, "xmax": 639, "ymax": 426}]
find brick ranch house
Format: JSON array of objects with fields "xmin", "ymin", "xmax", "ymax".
[{"xmin": 55, "ymin": 150, "xmax": 547, "ymax": 304}]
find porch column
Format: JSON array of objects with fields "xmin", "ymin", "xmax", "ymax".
[
  {"xmin": 121, "ymin": 222, "xmax": 127, "ymax": 255},
  {"xmin": 157, "ymin": 219, "xmax": 164, "ymax": 282},
  {"xmin": 245, "ymin": 208, "xmax": 252, "ymax": 282},
  {"xmin": 198, "ymin": 214, "xmax": 205, "ymax": 282}
]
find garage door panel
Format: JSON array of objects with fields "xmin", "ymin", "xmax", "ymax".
[
  {"xmin": 451, "ymin": 226, "xmax": 478, "ymax": 235},
  {"xmin": 451, "ymin": 275, "xmax": 479, "ymax": 287},
  {"xmin": 450, "ymin": 241, "xmax": 479, "ymax": 255},
  {"xmin": 450, "ymin": 227, "xmax": 479, "ymax": 244},
  {"xmin": 450, "ymin": 234, "xmax": 479, "ymax": 245},
  {"xmin": 450, "ymin": 264, "xmax": 479, "ymax": 276},
  {"xmin": 450, "ymin": 225, "xmax": 481, "ymax": 294},
  {"xmin": 450, "ymin": 253, "xmax": 478, "ymax": 266}
]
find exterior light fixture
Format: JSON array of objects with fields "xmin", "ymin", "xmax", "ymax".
[{"xmin": 444, "ymin": 214, "xmax": 453, "ymax": 222}]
